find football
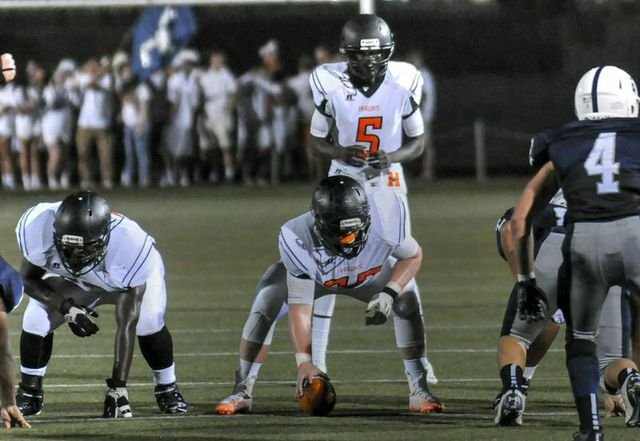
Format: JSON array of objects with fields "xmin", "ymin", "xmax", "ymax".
[{"xmin": 299, "ymin": 375, "xmax": 337, "ymax": 416}]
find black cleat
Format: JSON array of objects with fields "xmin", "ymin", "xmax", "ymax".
[
  {"xmin": 16, "ymin": 384, "xmax": 44, "ymax": 416},
  {"xmin": 494, "ymin": 388, "xmax": 525, "ymax": 426},
  {"xmin": 572, "ymin": 429, "xmax": 604, "ymax": 441},
  {"xmin": 154, "ymin": 383, "xmax": 188, "ymax": 414}
]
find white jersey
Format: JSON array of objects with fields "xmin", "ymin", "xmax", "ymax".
[
  {"xmin": 16, "ymin": 202, "xmax": 159, "ymax": 293},
  {"xmin": 278, "ymin": 190, "xmax": 418, "ymax": 304},
  {"xmin": 309, "ymin": 61, "xmax": 424, "ymax": 194}
]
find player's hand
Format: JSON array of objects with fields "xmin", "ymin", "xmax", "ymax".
[
  {"xmin": 1, "ymin": 405, "xmax": 30, "ymax": 429},
  {"xmin": 60, "ymin": 299, "xmax": 99, "ymax": 337},
  {"xmin": 516, "ymin": 279, "xmax": 548, "ymax": 323},
  {"xmin": 365, "ymin": 291, "xmax": 395, "ymax": 325},
  {"xmin": 1, "ymin": 53, "xmax": 16, "ymax": 84},
  {"xmin": 603, "ymin": 392, "xmax": 625, "ymax": 417},
  {"xmin": 103, "ymin": 379, "xmax": 133, "ymax": 418},
  {"xmin": 367, "ymin": 149, "xmax": 391, "ymax": 169},
  {"xmin": 296, "ymin": 362, "xmax": 324, "ymax": 399},
  {"xmin": 338, "ymin": 145, "xmax": 368, "ymax": 167}
]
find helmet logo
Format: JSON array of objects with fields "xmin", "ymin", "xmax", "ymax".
[
  {"xmin": 61, "ymin": 234, "xmax": 84, "ymax": 246},
  {"xmin": 340, "ymin": 218, "xmax": 363, "ymax": 229},
  {"xmin": 359, "ymin": 38, "xmax": 381, "ymax": 50}
]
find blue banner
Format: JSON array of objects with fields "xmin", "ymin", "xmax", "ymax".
[{"xmin": 131, "ymin": 6, "xmax": 197, "ymax": 80}]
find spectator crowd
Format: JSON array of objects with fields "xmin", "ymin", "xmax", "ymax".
[{"xmin": 0, "ymin": 41, "xmax": 435, "ymax": 191}]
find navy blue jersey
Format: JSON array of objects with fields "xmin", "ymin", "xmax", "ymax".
[
  {"xmin": 0, "ymin": 255, "xmax": 23, "ymax": 313},
  {"xmin": 495, "ymin": 203, "xmax": 566, "ymax": 261},
  {"xmin": 530, "ymin": 118, "xmax": 640, "ymax": 223}
]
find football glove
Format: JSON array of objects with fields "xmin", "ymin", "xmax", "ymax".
[
  {"xmin": 103, "ymin": 379, "xmax": 132, "ymax": 418},
  {"xmin": 365, "ymin": 291, "xmax": 395, "ymax": 325},
  {"xmin": 60, "ymin": 298, "xmax": 99, "ymax": 337},
  {"xmin": 367, "ymin": 150, "xmax": 391, "ymax": 169},
  {"xmin": 516, "ymin": 279, "xmax": 548, "ymax": 323}
]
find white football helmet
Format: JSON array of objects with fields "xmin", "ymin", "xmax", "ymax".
[{"xmin": 574, "ymin": 66, "xmax": 640, "ymax": 120}]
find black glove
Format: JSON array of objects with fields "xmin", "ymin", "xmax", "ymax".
[
  {"xmin": 516, "ymin": 279, "xmax": 548, "ymax": 323},
  {"xmin": 367, "ymin": 150, "xmax": 391, "ymax": 169},
  {"xmin": 59, "ymin": 298, "xmax": 99, "ymax": 337}
]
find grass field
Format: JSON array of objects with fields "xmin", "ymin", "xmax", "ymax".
[{"xmin": 0, "ymin": 178, "xmax": 637, "ymax": 441}]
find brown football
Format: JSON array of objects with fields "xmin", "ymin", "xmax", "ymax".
[{"xmin": 299, "ymin": 375, "xmax": 337, "ymax": 416}]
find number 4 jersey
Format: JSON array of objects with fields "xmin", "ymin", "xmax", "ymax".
[
  {"xmin": 278, "ymin": 189, "xmax": 418, "ymax": 304},
  {"xmin": 309, "ymin": 61, "xmax": 424, "ymax": 193},
  {"xmin": 529, "ymin": 118, "xmax": 640, "ymax": 223}
]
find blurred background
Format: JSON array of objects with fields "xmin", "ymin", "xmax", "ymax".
[{"xmin": 0, "ymin": 0, "xmax": 639, "ymax": 189}]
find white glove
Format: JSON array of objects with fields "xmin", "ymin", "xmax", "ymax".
[{"xmin": 365, "ymin": 291, "xmax": 395, "ymax": 325}]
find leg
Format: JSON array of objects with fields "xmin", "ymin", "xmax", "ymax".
[
  {"xmin": 96, "ymin": 128, "xmax": 114, "ymax": 189},
  {"xmin": 215, "ymin": 262, "xmax": 288, "ymax": 415},
  {"xmin": 75, "ymin": 127, "xmax": 93, "ymax": 188},
  {"xmin": 311, "ymin": 294, "xmax": 335, "ymax": 374},
  {"xmin": 134, "ymin": 262, "xmax": 187, "ymax": 414},
  {"xmin": 391, "ymin": 281, "xmax": 444, "ymax": 413}
]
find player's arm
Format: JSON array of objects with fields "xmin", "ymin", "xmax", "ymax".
[
  {"xmin": 309, "ymin": 110, "xmax": 367, "ymax": 167},
  {"xmin": 20, "ymin": 259, "xmax": 66, "ymax": 311},
  {"xmin": 111, "ymin": 284, "xmax": 144, "ymax": 383},
  {"xmin": 286, "ymin": 272, "xmax": 324, "ymax": 397},
  {"xmin": 511, "ymin": 161, "xmax": 558, "ymax": 321},
  {"xmin": 366, "ymin": 237, "xmax": 422, "ymax": 325},
  {"xmin": 368, "ymin": 108, "xmax": 425, "ymax": 169}
]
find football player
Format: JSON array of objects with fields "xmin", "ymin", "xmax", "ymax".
[
  {"xmin": 494, "ymin": 192, "xmax": 635, "ymax": 426},
  {"xmin": 512, "ymin": 66, "xmax": 640, "ymax": 440},
  {"xmin": 286, "ymin": 176, "xmax": 443, "ymax": 412},
  {"xmin": 15, "ymin": 191, "xmax": 187, "ymax": 418},
  {"xmin": 0, "ymin": 255, "xmax": 30, "ymax": 428},
  {"xmin": 308, "ymin": 12, "xmax": 436, "ymax": 384}
]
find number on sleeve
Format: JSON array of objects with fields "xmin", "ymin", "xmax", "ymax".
[
  {"xmin": 356, "ymin": 117, "xmax": 383, "ymax": 154},
  {"xmin": 584, "ymin": 132, "xmax": 619, "ymax": 194}
]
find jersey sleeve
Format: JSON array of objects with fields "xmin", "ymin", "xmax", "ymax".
[
  {"xmin": 278, "ymin": 224, "xmax": 315, "ymax": 279},
  {"xmin": 529, "ymin": 129, "xmax": 553, "ymax": 169},
  {"xmin": 370, "ymin": 190, "xmax": 410, "ymax": 248},
  {"xmin": 0, "ymin": 255, "xmax": 23, "ymax": 313},
  {"xmin": 309, "ymin": 65, "xmax": 334, "ymax": 117},
  {"xmin": 105, "ymin": 216, "xmax": 156, "ymax": 289},
  {"xmin": 15, "ymin": 202, "xmax": 59, "ymax": 267}
]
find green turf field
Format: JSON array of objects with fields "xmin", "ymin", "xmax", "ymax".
[{"xmin": 0, "ymin": 178, "xmax": 636, "ymax": 440}]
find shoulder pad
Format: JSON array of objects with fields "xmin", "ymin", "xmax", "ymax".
[
  {"xmin": 387, "ymin": 61, "xmax": 423, "ymax": 99},
  {"xmin": 15, "ymin": 202, "xmax": 59, "ymax": 266},
  {"xmin": 529, "ymin": 129, "xmax": 553, "ymax": 169},
  {"xmin": 278, "ymin": 214, "xmax": 316, "ymax": 278},
  {"xmin": 370, "ymin": 190, "xmax": 408, "ymax": 247}
]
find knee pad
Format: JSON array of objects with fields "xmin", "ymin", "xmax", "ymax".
[
  {"xmin": 242, "ymin": 263, "xmax": 288, "ymax": 343},
  {"xmin": 22, "ymin": 298, "xmax": 59, "ymax": 336},
  {"xmin": 392, "ymin": 290, "xmax": 420, "ymax": 319},
  {"xmin": 138, "ymin": 326, "xmax": 173, "ymax": 370}
]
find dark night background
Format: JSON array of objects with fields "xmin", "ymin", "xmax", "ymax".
[{"xmin": 1, "ymin": 0, "xmax": 639, "ymax": 176}]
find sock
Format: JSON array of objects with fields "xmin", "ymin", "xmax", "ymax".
[
  {"xmin": 499, "ymin": 364, "xmax": 524, "ymax": 391},
  {"xmin": 523, "ymin": 366, "xmax": 537, "ymax": 381},
  {"xmin": 566, "ymin": 339, "xmax": 600, "ymax": 433},
  {"xmin": 239, "ymin": 359, "xmax": 262, "ymax": 380},
  {"xmin": 152, "ymin": 363, "xmax": 176, "ymax": 386},
  {"xmin": 618, "ymin": 367, "xmax": 638, "ymax": 387},
  {"xmin": 404, "ymin": 358, "xmax": 424, "ymax": 379}
]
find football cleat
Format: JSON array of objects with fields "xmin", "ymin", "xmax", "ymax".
[
  {"xmin": 406, "ymin": 371, "xmax": 445, "ymax": 413},
  {"xmin": 103, "ymin": 380, "xmax": 133, "ymax": 418},
  {"xmin": 15, "ymin": 384, "xmax": 43, "ymax": 416},
  {"xmin": 494, "ymin": 388, "xmax": 526, "ymax": 426},
  {"xmin": 214, "ymin": 372, "xmax": 256, "ymax": 415},
  {"xmin": 572, "ymin": 429, "xmax": 604, "ymax": 441},
  {"xmin": 299, "ymin": 375, "xmax": 336, "ymax": 416},
  {"xmin": 621, "ymin": 372, "xmax": 640, "ymax": 427},
  {"xmin": 154, "ymin": 382, "xmax": 188, "ymax": 414}
]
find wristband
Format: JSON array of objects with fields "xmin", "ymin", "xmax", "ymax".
[
  {"xmin": 382, "ymin": 281, "xmax": 401, "ymax": 300},
  {"xmin": 295, "ymin": 352, "xmax": 312, "ymax": 367},
  {"xmin": 517, "ymin": 272, "xmax": 536, "ymax": 282}
]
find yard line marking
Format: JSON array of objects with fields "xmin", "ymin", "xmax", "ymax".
[
  {"xmin": 23, "ymin": 347, "xmax": 562, "ymax": 360},
  {"xmin": 42, "ymin": 376, "xmax": 568, "ymax": 390}
]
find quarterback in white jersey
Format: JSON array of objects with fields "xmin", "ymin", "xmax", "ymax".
[
  {"xmin": 15, "ymin": 191, "xmax": 187, "ymax": 418},
  {"xmin": 309, "ymin": 14, "xmax": 424, "ymax": 195}
]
